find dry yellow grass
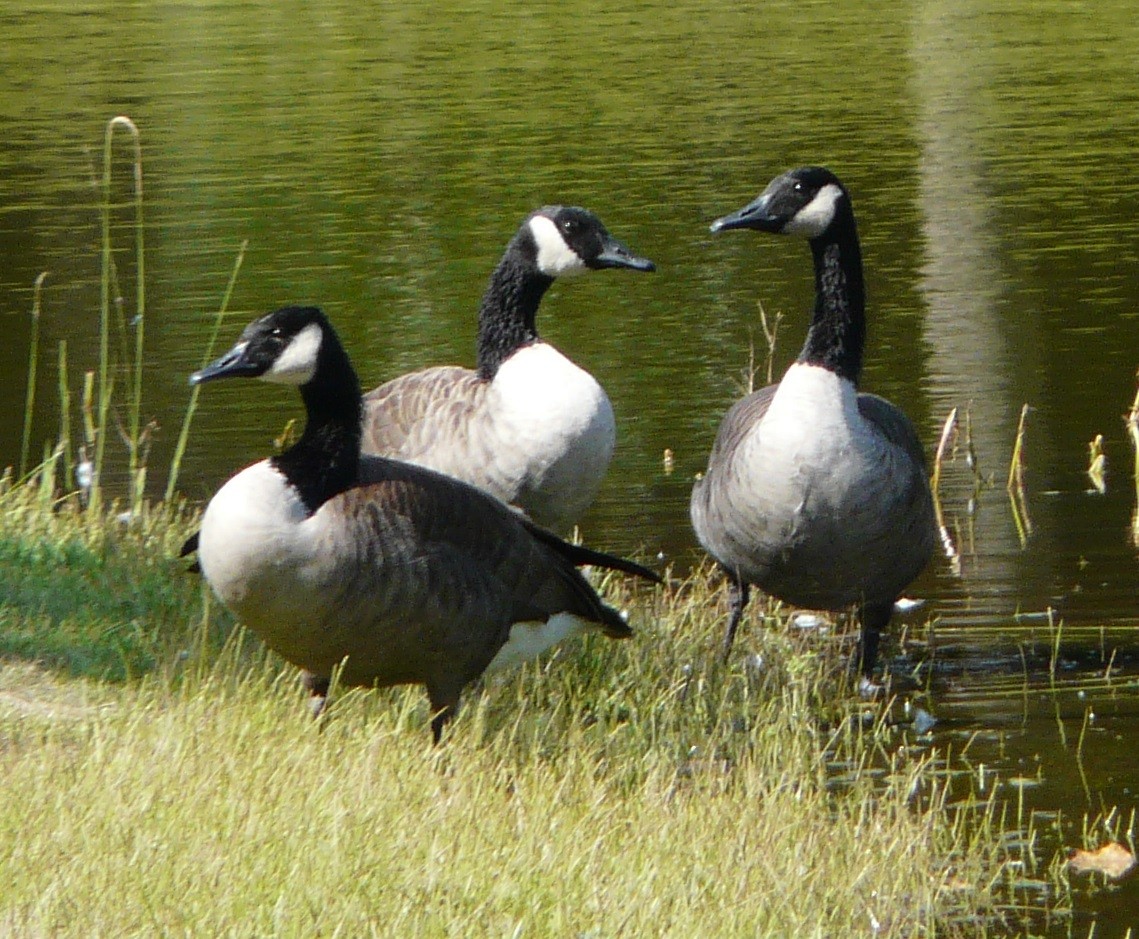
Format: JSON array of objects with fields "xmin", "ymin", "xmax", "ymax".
[{"xmin": 0, "ymin": 488, "xmax": 1014, "ymax": 936}]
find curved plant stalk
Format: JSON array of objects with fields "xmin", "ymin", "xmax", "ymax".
[{"xmin": 97, "ymin": 115, "xmax": 145, "ymax": 516}]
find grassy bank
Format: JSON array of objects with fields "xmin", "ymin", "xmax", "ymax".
[{"xmin": 0, "ymin": 483, "xmax": 1019, "ymax": 937}]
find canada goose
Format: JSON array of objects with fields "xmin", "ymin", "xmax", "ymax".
[
  {"xmin": 361, "ymin": 206, "xmax": 655, "ymax": 532},
  {"xmin": 690, "ymin": 167, "xmax": 935, "ymax": 681},
  {"xmin": 192, "ymin": 305, "xmax": 659, "ymax": 742}
]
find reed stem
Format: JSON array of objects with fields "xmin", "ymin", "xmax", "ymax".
[
  {"xmin": 1126, "ymin": 372, "xmax": 1139, "ymax": 547},
  {"xmin": 1007, "ymin": 403, "xmax": 1032, "ymax": 546},
  {"xmin": 930, "ymin": 407, "xmax": 960, "ymax": 570},
  {"xmin": 57, "ymin": 340, "xmax": 72, "ymax": 492},
  {"xmin": 758, "ymin": 301, "xmax": 782, "ymax": 386},
  {"xmin": 98, "ymin": 115, "xmax": 145, "ymax": 514},
  {"xmin": 19, "ymin": 272, "xmax": 48, "ymax": 478},
  {"xmin": 164, "ymin": 240, "xmax": 249, "ymax": 502},
  {"xmin": 1007, "ymin": 404, "xmax": 1029, "ymax": 493},
  {"xmin": 1086, "ymin": 433, "xmax": 1106, "ymax": 494}
]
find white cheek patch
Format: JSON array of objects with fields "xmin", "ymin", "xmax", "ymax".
[
  {"xmin": 783, "ymin": 183, "xmax": 843, "ymax": 238},
  {"xmin": 264, "ymin": 321, "xmax": 322, "ymax": 385},
  {"xmin": 529, "ymin": 215, "xmax": 587, "ymax": 277}
]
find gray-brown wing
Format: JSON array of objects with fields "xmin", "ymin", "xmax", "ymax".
[
  {"xmin": 351, "ymin": 456, "xmax": 626, "ymax": 631},
  {"xmin": 701, "ymin": 384, "xmax": 778, "ymax": 472},
  {"xmin": 856, "ymin": 393, "xmax": 928, "ymax": 470},
  {"xmin": 689, "ymin": 384, "xmax": 778, "ymax": 575},
  {"xmin": 690, "ymin": 384, "xmax": 777, "ymax": 522},
  {"xmin": 296, "ymin": 461, "xmax": 622, "ymax": 692},
  {"xmin": 856, "ymin": 392, "xmax": 937, "ymax": 585},
  {"xmin": 361, "ymin": 366, "xmax": 488, "ymax": 459}
]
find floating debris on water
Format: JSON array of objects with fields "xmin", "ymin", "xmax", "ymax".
[{"xmin": 1068, "ymin": 842, "xmax": 1137, "ymax": 881}]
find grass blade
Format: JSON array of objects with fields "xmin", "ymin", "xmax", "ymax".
[{"xmin": 164, "ymin": 239, "xmax": 248, "ymax": 502}]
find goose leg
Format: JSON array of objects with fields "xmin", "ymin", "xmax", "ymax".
[
  {"xmin": 302, "ymin": 671, "xmax": 331, "ymax": 719},
  {"xmin": 426, "ymin": 683, "xmax": 463, "ymax": 745},
  {"xmin": 721, "ymin": 574, "xmax": 750, "ymax": 662},
  {"xmin": 857, "ymin": 600, "xmax": 894, "ymax": 680}
]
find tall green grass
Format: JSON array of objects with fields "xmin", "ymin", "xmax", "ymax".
[{"xmin": 19, "ymin": 115, "xmax": 244, "ymax": 527}]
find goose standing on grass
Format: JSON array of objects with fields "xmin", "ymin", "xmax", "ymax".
[
  {"xmin": 361, "ymin": 206, "xmax": 655, "ymax": 532},
  {"xmin": 690, "ymin": 167, "xmax": 935, "ymax": 683},
  {"xmin": 192, "ymin": 305, "xmax": 659, "ymax": 742}
]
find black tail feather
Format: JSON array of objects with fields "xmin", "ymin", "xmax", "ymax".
[
  {"xmin": 522, "ymin": 520, "xmax": 662, "ymax": 584},
  {"xmin": 179, "ymin": 530, "xmax": 201, "ymax": 574},
  {"xmin": 179, "ymin": 531, "xmax": 200, "ymax": 557}
]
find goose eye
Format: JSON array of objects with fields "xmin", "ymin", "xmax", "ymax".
[{"xmin": 561, "ymin": 219, "xmax": 579, "ymax": 236}]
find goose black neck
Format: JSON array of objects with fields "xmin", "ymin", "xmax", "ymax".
[
  {"xmin": 476, "ymin": 243, "xmax": 554, "ymax": 379},
  {"xmin": 796, "ymin": 218, "xmax": 866, "ymax": 384},
  {"xmin": 271, "ymin": 328, "xmax": 363, "ymax": 513}
]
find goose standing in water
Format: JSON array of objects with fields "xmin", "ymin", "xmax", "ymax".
[
  {"xmin": 193, "ymin": 305, "xmax": 659, "ymax": 742},
  {"xmin": 362, "ymin": 206, "xmax": 655, "ymax": 532},
  {"xmin": 690, "ymin": 167, "xmax": 935, "ymax": 682}
]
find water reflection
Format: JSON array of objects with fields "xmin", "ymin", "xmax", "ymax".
[
  {"xmin": 906, "ymin": 6, "xmax": 1139, "ymax": 932},
  {"xmin": 912, "ymin": 0, "xmax": 1026, "ymax": 622}
]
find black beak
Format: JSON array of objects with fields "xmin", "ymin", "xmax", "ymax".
[
  {"xmin": 189, "ymin": 340, "xmax": 261, "ymax": 385},
  {"xmin": 710, "ymin": 192, "xmax": 780, "ymax": 234},
  {"xmin": 592, "ymin": 237, "xmax": 656, "ymax": 272}
]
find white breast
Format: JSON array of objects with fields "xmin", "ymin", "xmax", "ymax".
[
  {"xmin": 488, "ymin": 342, "xmax": 616, "ymax": 526},
  {"xmin": 756, "ymin": 363, "xmax": 861, "ymax": 456},
  {"xmin": 736, "ymin": 363, "xmax": 900, "ymax": 532},
  {"xmin": 197, "ymin": 461, "xmax": 311, "ymax": 611}
]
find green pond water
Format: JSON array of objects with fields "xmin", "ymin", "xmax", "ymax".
[{"xmin": 2, "ymin": 2, "xmax": 1138, "ymax": 932}]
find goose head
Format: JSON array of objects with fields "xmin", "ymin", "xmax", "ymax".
[
  {"xmin": 192, "ymin": 305, "xmax": 363, "ymax": 511},
  {"xmin": 524, "ymin": 206, "xmax": 656, "ymax": 277},
  {"xmin": 710, "ymin": 166, "xmax": 851, "ymax": 241},
  {"xmin": 191, "ymin": 306, "xmax": 331, "ymax": 389}
]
